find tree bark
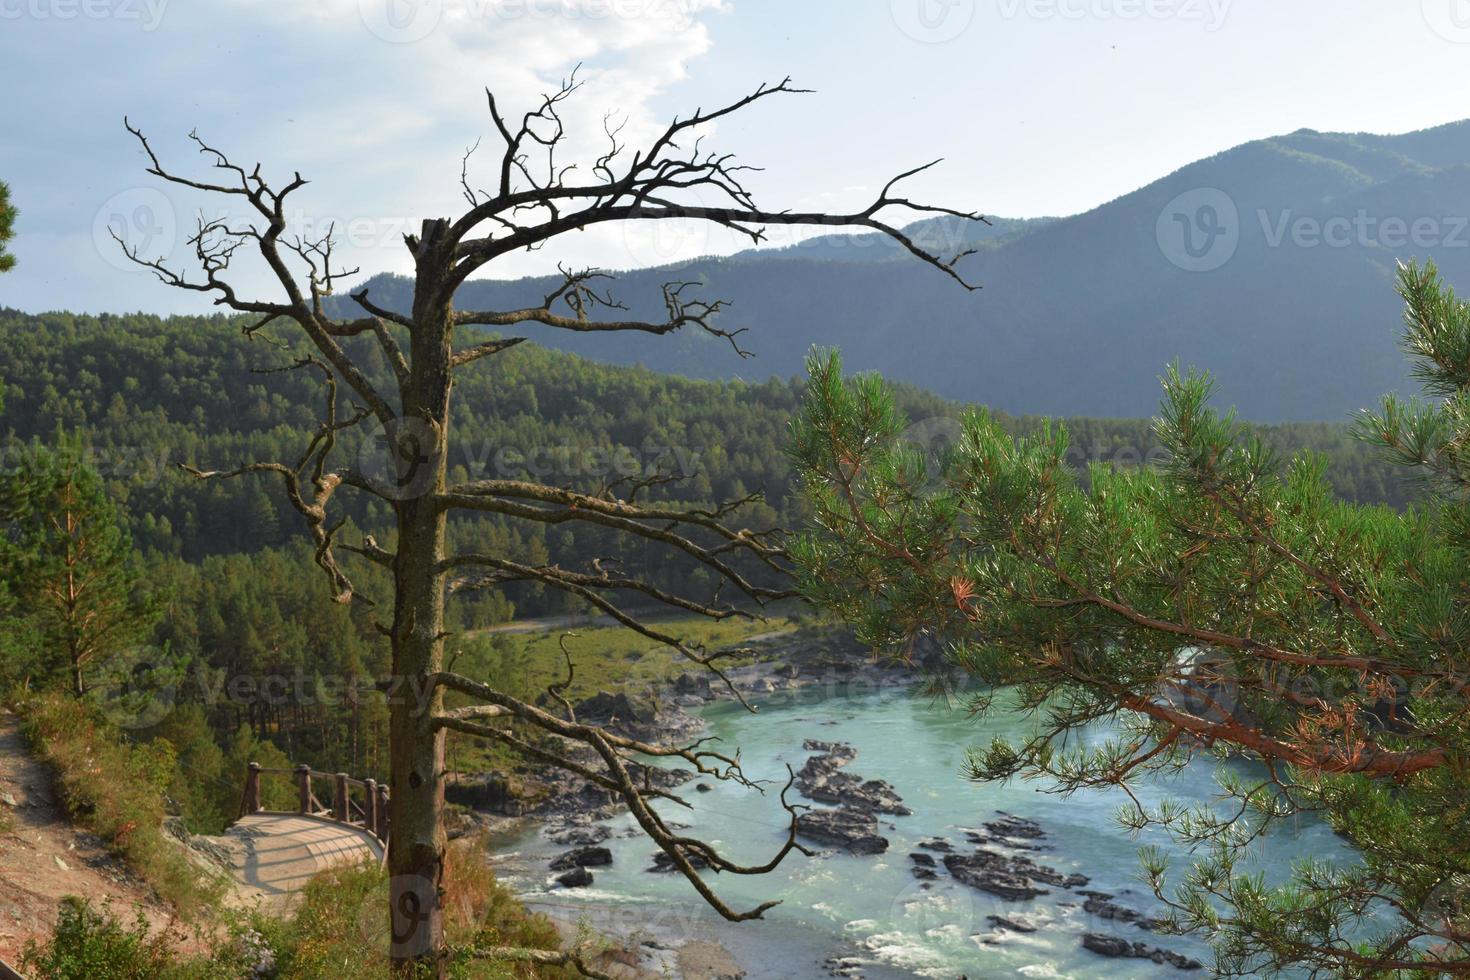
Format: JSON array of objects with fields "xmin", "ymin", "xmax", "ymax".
[{"xmin": 387, "ymin": 220, "xmax": 455, "ymax": 977}]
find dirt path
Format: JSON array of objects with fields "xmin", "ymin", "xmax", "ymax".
[{"xmin": 0, "ymin": 711, "xmax": 186, "ymax": 966}]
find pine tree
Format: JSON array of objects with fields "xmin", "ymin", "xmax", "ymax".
[
  {"xmin": 0, "ymin": 438, "xmax": 155, "ymax": 696},
  {"xmin": 0, "ymin": 180, "xmax": 15, "ymax": 273},
  {"xmin": 791, "ymin": 261, "xmax": 1470, "ymax": 976}
]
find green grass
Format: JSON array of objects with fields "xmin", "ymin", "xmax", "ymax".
[
  {"xmin": 23, "ymin": 839, "xmax": 584, "ymax": 979},
  {"xmin": 255, "ymin": 840, "xmax": 579, "ymax": 979},
  {"xmin": 442, "ymin": 611, "xmax": 803, "ymax": 774},
  {"xmin": 452, "ymin": 612, "xmax": 800, "ymax": 705},
  {"xmin": 12, "ymin": 690, "xmax": 228, "ymax": 914}
]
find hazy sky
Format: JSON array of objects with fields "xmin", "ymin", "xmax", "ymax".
[{"xmin": 4, "ymin": 0, "xmax": 1470, "ymax": 313}]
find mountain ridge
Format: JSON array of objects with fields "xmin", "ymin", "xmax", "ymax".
[{"xmin": 328, "ymin": 118, "xmax": 1470, "ymax": 421}]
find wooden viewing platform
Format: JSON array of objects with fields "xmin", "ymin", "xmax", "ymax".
[
  {"xmin": 226, "ymin": 763, "xmax": 389, "ymax": 907},
  {"xmin": 240, "ymin": 762, "xmax": 391, "ymax": 845}
]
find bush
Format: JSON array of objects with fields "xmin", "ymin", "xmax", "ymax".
[
  {"xmin": 19, "ymin": 897, "xmax": 257, "ymax": 980},
  {"xmin": 14, "ymin": 690, "xmax": 226, "ymax": 912},
  {"xmin": 258, "ymin": 837, "xmax": 576, "ymax": 979}
]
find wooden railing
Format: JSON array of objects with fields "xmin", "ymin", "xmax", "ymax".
[{"xmin": 240, "ymin": 762, "xmax": 390, "ymax": 846}]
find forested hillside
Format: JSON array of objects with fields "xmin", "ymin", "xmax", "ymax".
[
  {"xmin": 332, "ymin": 119, "xmax": 1470, "ymax": 421},
  {"xmin": 0, "ymin": 308, "xmax": 1416, "ymax": 563},
  {"xmin": 0, "ymin": 307, "xmax": 1416, "ymax": 810}
]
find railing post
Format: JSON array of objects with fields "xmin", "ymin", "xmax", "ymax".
[
  {"xmin": 364, "ymin": 778, "xmax": 378, "ymax": 833},
  {"xmin": 242, "ymin": 761, "xmax": 262, "ymax": 816},
  {"xmin": 333, "ymin": 772, "xmax": 349, "ymax": 823},
  {"xmin": 376, "ymin": 783, "xmax": 391, "ymax": 843},
  {"xmin": 295, "ymin": 764, "xmax": 312, "ymax": 814}
]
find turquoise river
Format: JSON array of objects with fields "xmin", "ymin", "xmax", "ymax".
[{"xmin": 494, "ymin": 684, "xmax": 1359, "ymax": 978}]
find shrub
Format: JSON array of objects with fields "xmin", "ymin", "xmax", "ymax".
[
  {"xmin": 258, "ymin": 837, "xmax": 576, "ymax": 979},
  {"xmin": 14, "ymin": 691, "xmax": 226, "ymax": 912},
  {"xmin": 19, "ymin": 897, "xmax": 256, "ymax": 980}
]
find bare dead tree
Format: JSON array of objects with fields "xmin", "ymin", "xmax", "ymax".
[{"xmin": 119, "ymin": 72, "xmax": 981, "ymax": 976}]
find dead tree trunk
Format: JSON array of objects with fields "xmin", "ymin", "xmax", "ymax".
[
  {"xmin": 119, "ymin": 73, "xmax": 980, "ymax": 975},
  {"xmin": 385, "ymin": 227, "xmax": 457, "ymax": 967}
]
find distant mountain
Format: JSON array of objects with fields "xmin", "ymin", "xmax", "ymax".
[{"xmin": 330, "ymin": 120, "xmax": 1470, "ymax": 421}]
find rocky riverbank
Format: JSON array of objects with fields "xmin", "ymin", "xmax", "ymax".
[
  {"xmin": 447, "ymin": 626, "xmax": 927, "ymax": 845},
  {"xmin": 452, "ymin": 629, "xmax": 1210, "ymax": 976}
]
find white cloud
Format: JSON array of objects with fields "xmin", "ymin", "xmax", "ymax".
[{"xmin": 214, "ymin": 0, "xmax": 736, "ymax": 284}]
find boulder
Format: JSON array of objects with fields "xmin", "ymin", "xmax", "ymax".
[
  {"xmin": 1080, "ymin": 891, "xmax": 1163, "ymax": 930},
  {"xmin": 1081, "ymin": 933, "xmax": 1202, "ymax": 971},
  {"xmin": 984, "ymin": 812, "xmax": 1047, "ymax": 840},
  {"xmin": 575, "ymin": 690, "xmax": 656, "ymax": 725},
  {"xmin": 801, "ymin": 740, "xmax": 858, "ymax": 764},
  {"xmin": 796, "ymin": 807, "xmax": 889, "ymax": 855},
  {"xmin": 986, "ymin": 915, "xmax": 1039, "ymax": 933},
  {"xmin": 1081, "ymin": 933, "xmax": 1132, "ymax": 957},
  {"xmin": 672, "ymin": 671, "xmax": 714, "ymax": 700},
  {"xmin": 444, "ymin": 771, "xmax": 527, "ymax": 816},
  {"xmin": 555, "ymin": 866, "xmax": 594, "ymax": 888},
  {"xmin": 795, "ymin": 752, "xmax": 910, "ymax": 816},
  {"xmin": 547, "ymin": 823, "xmax": 611, "ymax": 847},
  {"xmin": 647, "ymin": 847, "xmax": 712, "ymax": 873},
  {"xmin": 943, "ymin": 852, "xmax": 1048, "ymax": 901},
  {"xmin": 549, "ymin": 845, "xmax": 612, "ymax": 871}
]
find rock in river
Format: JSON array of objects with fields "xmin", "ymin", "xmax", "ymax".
[
  {"xmin": 555, "ymin": 866, "xmax": 594, "ymax": 888},
  {"xmin": 647, "ymin": 847, "xmax": 712, "ymax": 873},
  {"xmin": 795, "ymin": 745, "xmax": 911, "ymax": 816},
  {"xmin": 943, "ymin": 851, "xmax": 1048, "ymax": 901},
  {"xmin": 797, "ymin": 807, "xmax": 889, "ymax": 855},
  {"xmin": 1081, "ymin": 933, "xmax": 1202, "ymax": 971},
  {"xmin": 549, "ymin": 845, "xmax": 612, "ymax": 871}
]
